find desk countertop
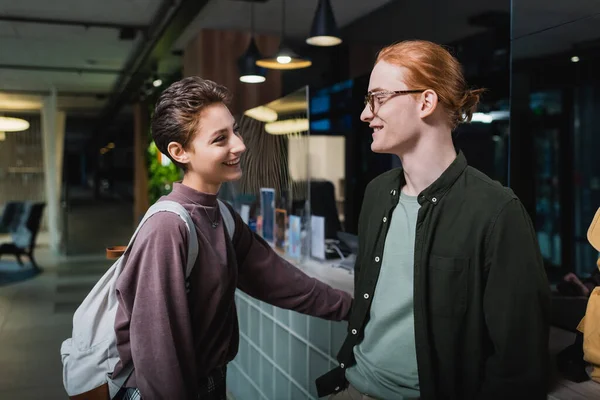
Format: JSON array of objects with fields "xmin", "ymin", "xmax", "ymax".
[{"xmin": 279, "ymin": 252, "xmax": 355, "ymax": 295}]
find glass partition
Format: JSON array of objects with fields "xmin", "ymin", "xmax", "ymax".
[
  {"xmin": 511, "ymin": 0, "xmax": 600, "ymax": 278},
  {"xmin": 220, "ymin": 87, "xmax": 311, "ymax": 260}
]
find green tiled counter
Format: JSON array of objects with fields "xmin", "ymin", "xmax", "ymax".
[{"xmin": 227, "ymin": 257, "xmax": 354, "ymax": 400}]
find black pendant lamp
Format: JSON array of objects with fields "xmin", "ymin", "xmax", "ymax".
[
  {"xmin": 256, "ymin": 0, "xmax": 312, "ymax": 70},
  {"xmin": 238, "ymin": 3, "xmax": 266, "ymax": 83},
  {"xmin": 306, "ymin": 0, "xmax": 342, "ymax": 46}
]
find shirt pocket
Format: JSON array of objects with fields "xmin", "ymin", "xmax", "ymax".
[{"xmin": 428, "ymin": 255, "xmax": 470, "ymax": 317}]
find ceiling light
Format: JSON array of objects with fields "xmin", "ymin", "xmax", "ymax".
[
  {"xmin": 265, "ymin": 118, "xmax": 309, "ymax": 135},
  {"xmin": 256, "ymin": 44, "xmax": 312, "ymax": 70},
  {"xmin": 240, "ymin": 74, "xmax": 266, "ymax": 83},
  {"xmin": 571, "ymin": 56, "xmax": 580, "ymax": 63},
  {"xmin": 306, "ymin": 0, "xmax": 342, "ymax": 47},
  {"xmin": 244, "ymin": 106, "xmax": 278, "ymax": 122},
  {"xmin": 238, "ymin": 38, "xmax": 267, "ymax": 83},
  {"xmin": 470, "ymin": 111, "xmax": 510, "ymax": 124},
  {"xmin": 239, "ymin": 4, "xmax": 267, "ymax": 83},
  {"xmin": 277, "ymin": 55, "xmax": 292, "ymax": 64},
  {"xmin": 0, "ymin": 117, "xmax": 29, "ymax": 132},
  {"xmin": 256, "ymin": 0, "xmax": 311, "ymax": 70}
]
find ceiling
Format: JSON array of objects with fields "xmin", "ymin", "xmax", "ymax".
[
  {"xmin": 0, "ymin": 0, "xmax": 395, "ymax": 116},
  {"xmin": 0, "ymin": 0, "xmax": 598, "ymax": 119},
  {"xmin": 0, "ymin": 0, "xmax": 163, "ymax": 113},
  {"xmin": 341, "ymin": 0, "xmax": 507, "ymax": 46},
  {"xmin": 174, "ymin": 0, "xmax": 394, "ymax": 50},
  {"xmin": 513, "ymin": 0, "xmax": 600, "ymax": 59}
]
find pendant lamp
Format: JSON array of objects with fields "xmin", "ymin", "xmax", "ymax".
[
  {"xmin": 238, "ymin": 3, "xmax": 266, "ymax": 83},
  {"xmin": 306, "ymin": 0, "xmax": 342, "ymax": 46},
  {"xmin": 256, "ymin": 0, "xmax": 312, "ymax": 70}
]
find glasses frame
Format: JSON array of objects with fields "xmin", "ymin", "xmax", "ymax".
[{"xmin": 364, "ymin": 89, "xmax": 426, "ymax": 113}]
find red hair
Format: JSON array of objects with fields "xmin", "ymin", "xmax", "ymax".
[{"xmin": 376, "ymin": 40, "xmax": 485, "ymax": 129}]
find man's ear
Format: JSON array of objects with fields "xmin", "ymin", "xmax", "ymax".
[
  {"xmin": 419, "ymin": 89, "xmax": 438, "ymax": 119},
  {"xmin": 167, "ymin": 141, "xmax": 189, "ymax": 166}
]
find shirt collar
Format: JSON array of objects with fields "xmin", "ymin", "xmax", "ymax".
[
  {"xmin": 172, "ymin": 182, "xmax": 218, "ymax": 207},
  {"xmin": 392, "ymin": 150, "xmax": 467, "ymax": 207}
]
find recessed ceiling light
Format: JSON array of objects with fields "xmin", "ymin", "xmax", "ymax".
[{"xmin": 571, "ymin": 56, "xmax": 580, "ymax": 63}]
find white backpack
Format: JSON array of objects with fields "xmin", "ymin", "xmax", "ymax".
[{"xmin": 60, "ymin": 199, "xmax": 234, "ymax": 398}]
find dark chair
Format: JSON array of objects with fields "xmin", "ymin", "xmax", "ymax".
[
  {"xmin": 0, "ymin": 202, "xmax": 46, "ymax": 270},
  {"xmin": 0, "ymin": 201, "xmax": 25, "ymax": 234}
]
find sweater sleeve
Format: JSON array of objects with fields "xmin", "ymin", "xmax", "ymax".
[
  {"xmin": 231, "ymin": 210, "xmax": 352, "ymax": 321},
  {"xmin": 114, "ymin": 213, "xmax": 198, "ymax": 400}
]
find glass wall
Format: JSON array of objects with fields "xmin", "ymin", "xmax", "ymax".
[
  {"xmin": 220, "ymin": 86, "xmax": 311, "ymax": 259},
  {"xmin": 511, "ymin": 0, "xmax": 600, "ymax": 279}
]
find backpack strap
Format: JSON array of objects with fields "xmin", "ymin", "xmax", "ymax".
[
  {"xmin": 218, "ymin": 199, "xmax": 235, "ymax": 240},
  {"xmin": 125, "ymin": 201, "xmax": 198, "ymax": 278},
  {"xmin": 146, "ymin": 201, "xmax": 199, "ymax": 279},
  {"xmin": 109, "ymin": 201, "xmax": 198, "ymax": 397}
]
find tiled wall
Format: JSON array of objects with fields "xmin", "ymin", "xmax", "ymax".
[{"xmin": 228, "ymin": 290, "xmax": 348, "ymax": 400}]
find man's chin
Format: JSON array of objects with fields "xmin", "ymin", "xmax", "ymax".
[{"xmin": 371, "ymin": 141, "xmax": 387, "ymax": 153}]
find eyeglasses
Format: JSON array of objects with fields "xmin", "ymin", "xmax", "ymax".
[{"xmin": 364, "ymin": 89, "xmax": 425, "ymax": 113}]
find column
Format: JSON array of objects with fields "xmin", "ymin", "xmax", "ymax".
[
  {"xmin": 133, "ymin": 102, "xmax": 150, "ymax": 225},
  {"xmin": 41, "ymin": 88, "xmax": 66, "ymax": 253}
]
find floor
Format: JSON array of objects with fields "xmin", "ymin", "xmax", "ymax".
[
  {"xmin": 0, "ymin": 190, "xmax": 133, "ymax": 399},
  {"xmin": 0, "ymin": 247, "xmax": 113, "ymax": 399}
]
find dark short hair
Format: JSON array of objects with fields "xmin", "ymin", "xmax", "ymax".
[{"xmin": 151, "ymin": 77, "xmax": 232, "ymax": 170}]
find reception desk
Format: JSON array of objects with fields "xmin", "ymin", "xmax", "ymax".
[{"xmin": 227, "ymin": 255, "xmax": 354, "ymax": 400}]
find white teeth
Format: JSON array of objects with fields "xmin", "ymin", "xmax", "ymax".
[{"xmin": 224, "ymin": 159, "xmax": 240, "ymax": 166}]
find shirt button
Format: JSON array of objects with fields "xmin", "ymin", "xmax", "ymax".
[
  {"xmin": 335, "ymin": 386, "xmax": 340, "ymax": 391},
  {"xmin": 340, "ymin": 363, "xmax": 345, "ymax": 369},
  {"xmin": 375, "ymin": 256, "xmax": 380, "ymax": 262},
  {"xmin": 363, "ymin": 293, "xmax": 370, "ymax": 299},
  {"xmin": 351, "ymin": 329, "xmax": 358, "ymax": 335},
  {"xmin": 382, "ymin": 217, "xmax": 387, "ymax": 223},
  {"xmin": 432, "ymin": 197, "xmax": 438, "ymax": 203}
]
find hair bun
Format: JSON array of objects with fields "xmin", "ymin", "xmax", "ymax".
[{"xmin": 459, "ymin": 88, "xmax": 486, "ymax": 124}]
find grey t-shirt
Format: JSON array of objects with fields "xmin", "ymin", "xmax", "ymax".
[{"xmin": 346, "ymin": 191, "xmax": 421, "ymax": 399}]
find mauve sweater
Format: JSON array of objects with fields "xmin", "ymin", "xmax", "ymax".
[{"xmin": 112, "ymin": 183, "xmax": 352, "ymax": 399}]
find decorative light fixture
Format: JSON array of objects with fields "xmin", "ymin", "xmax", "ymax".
[
  {"xmin": 265, "ymin": 118, "xmax": 309, "ymax": 135},
  {"xmin": 0, "ymin": 116, "xmax": 30, "ymax": 132},
  {"xmin": 244, "ymin": 106, "xmax": 278, "ymax": 122},
  {"xmin": 239, "ymin": 3, "xmax": 267, "ymax": 83},
  {"xmin": 256, "ymin": 0, "xmax": 312, "ymax": 70},
  {"xmin": 150, "ymin": 64, "xmax": 163, "ymax": 87},
  {"xmin": 306, "ymin": 0, "xmax": 342, "ymax": 47},
  {"xmin": 470, "ymin": 111, "xmax": 510, "ymax": 124}
]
